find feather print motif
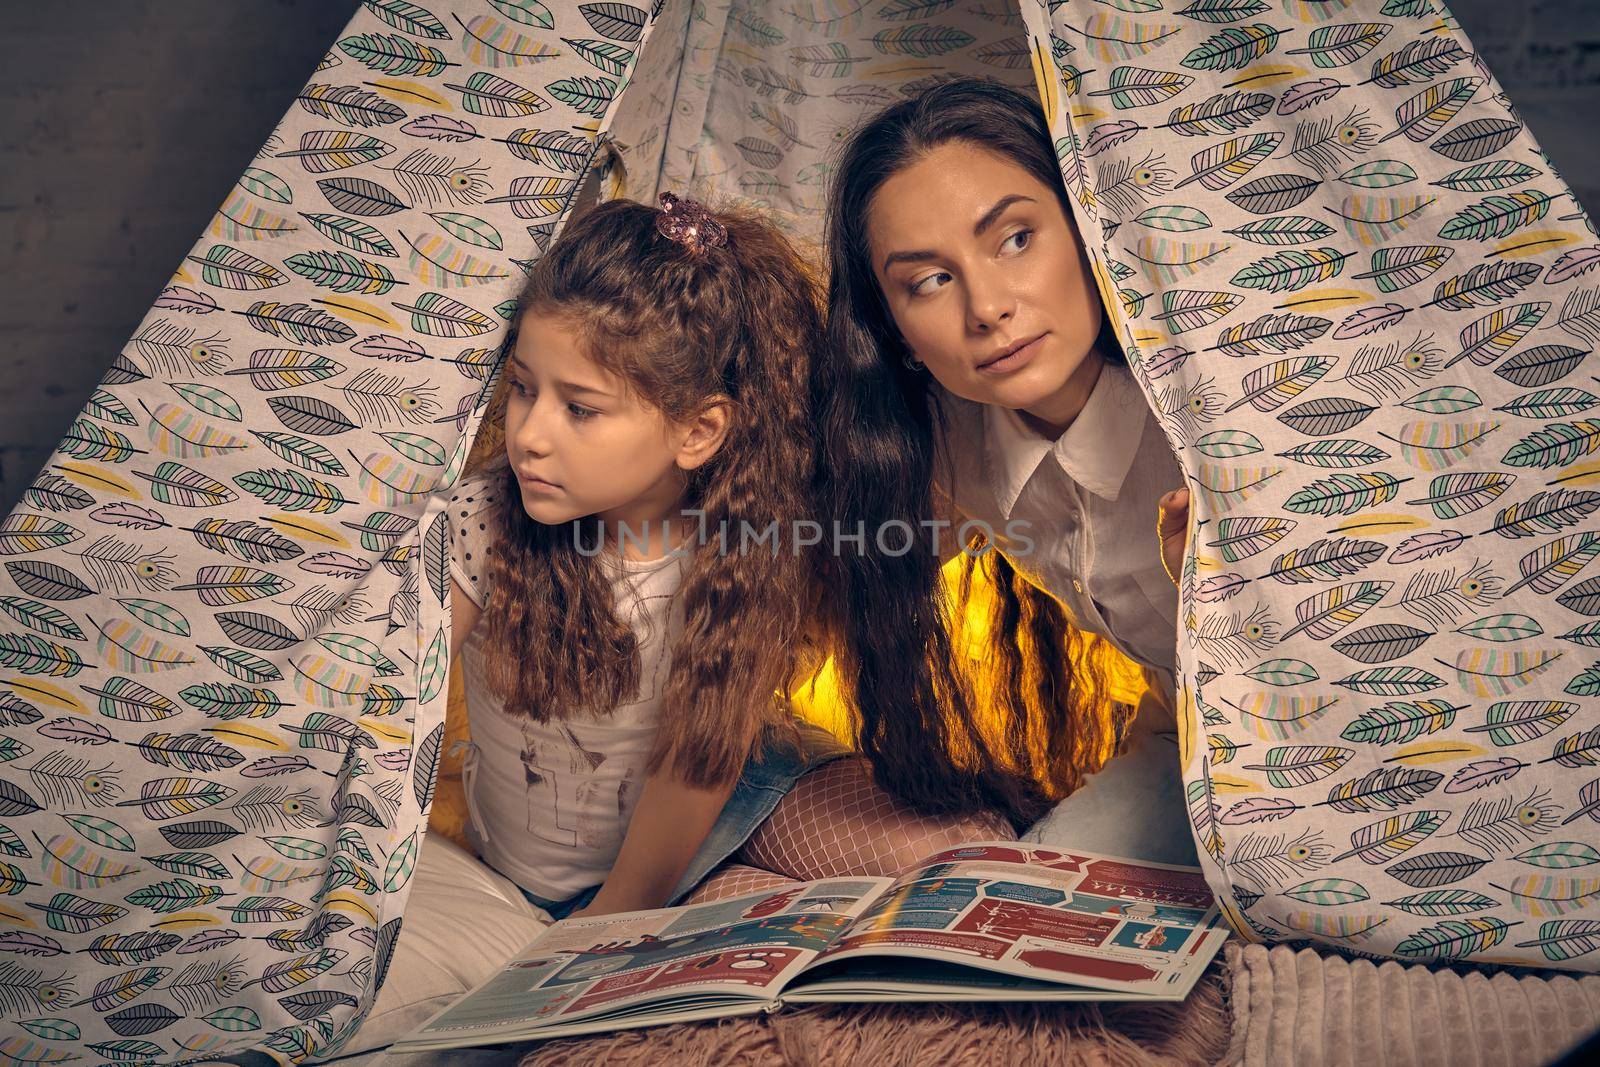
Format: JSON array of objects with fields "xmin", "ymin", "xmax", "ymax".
[
  {"xmin": 1228, "ymin": 828, "xmax": 1332, "ymax": 889},
  {"xmin": 1288, "ymin": 106, "xmax": 1381, "ymax": 175},
  {"xmin": 1176, "ymin": 131, "xmax": 1282, "ymax": 191},
  {"xmin": 1030, "ymin": 0, "xmax": 1600, "ymax": 971},
  {"xmin": 1229, "ymin": 355, "xmax": 1335, "ymax": 413},
  {"xmin": 1448, "ymin": 789, "xmax": 1564, "ymax": 854},
  {"xmin": 1389, "ymin": 560, "xmax": 1501, "ymax": 629}
]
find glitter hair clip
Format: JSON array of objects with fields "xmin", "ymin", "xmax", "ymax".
[{"xmin": 655, "ymin": 191, "xmax": 727, "ymax": 252}]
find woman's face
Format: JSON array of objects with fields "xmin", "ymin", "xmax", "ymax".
[{"xmin": 866, "ymin": 140, "xmax": 1105, "ymax": 428}]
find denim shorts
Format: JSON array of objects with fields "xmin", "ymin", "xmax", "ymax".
[{"xmin": 521, "ymin": 720, "xmax": 852, "ymax": 920}]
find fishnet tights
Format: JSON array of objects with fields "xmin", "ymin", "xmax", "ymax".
[
  {"xmin": 683, "ymin": 758, "xmax": 1013, "ymax": 904},
  {"xmin": 682, "ymin": 863, "xmax": 796, "ymax": 904}
]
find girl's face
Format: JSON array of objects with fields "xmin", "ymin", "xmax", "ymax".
[
  {"xmin": 503, "ymin": 311, "xmax": 722, "ymax": 532},
  {"xmin": 866, "ymin": 141, "xmax": 1106, "ymax": 431}
]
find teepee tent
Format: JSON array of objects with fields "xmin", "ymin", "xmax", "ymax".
[{"xmin": 0, "ymin": 0, "xmax": 1596, "ymax": 1062}]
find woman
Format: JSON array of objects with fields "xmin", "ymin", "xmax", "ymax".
[{"xmin": 818, "ymin": 78, "xmax": 1196, "ymax": 863}]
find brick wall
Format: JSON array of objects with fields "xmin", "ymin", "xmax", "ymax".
[
  {"xmin": 0, "ymin": 1, "xmax": 360, "ymax": 510},
  {"xmin": 2, "ymin": 0, "xmax": 1597, "ymax": 510}
]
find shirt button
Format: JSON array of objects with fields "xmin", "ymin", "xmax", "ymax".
[{"xmin": 1072, "ymin": 579, "xmax": 1084, "ymax": 594}]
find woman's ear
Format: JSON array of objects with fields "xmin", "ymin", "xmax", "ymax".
[{"xmin": 674, "ymin": 399, "xmax": 732, "ymax": 471}]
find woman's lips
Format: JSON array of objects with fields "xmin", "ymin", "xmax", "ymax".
[{"xmin": 977, "ymin": 333, "xmax": 1045, "ymax": 376}]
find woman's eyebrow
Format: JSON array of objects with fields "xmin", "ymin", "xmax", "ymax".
[
  {"xmin": 973, "ymin": 194, "xmax": 1034, "ymax": 237},
  {"xmin": 879, "ymin": 194, "xmax": 1038, "ymax": 272},
  {"xmin": 881, "ymin": 247, "xmax": 938, "ymax": 271}
]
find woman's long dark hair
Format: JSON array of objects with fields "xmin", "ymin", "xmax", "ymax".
[{"xmin": 818, "ymin": 78, "xmax": 1126, "ymax": 828}]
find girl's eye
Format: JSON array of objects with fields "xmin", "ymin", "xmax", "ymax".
[
  {"xmin": 568, "ymin": 403, "xmax": 597, "ymax": 421},
  {"xmin": 1000, "ymin": 228, "xmax": 1033, "ymax": 255},
  {"xmin": 909, "ymin": 271, "xmax": 950, "ymax": 297},
  {"xmin": 508, "ymin": 377, "xmax": 529, "ymax": 397}
]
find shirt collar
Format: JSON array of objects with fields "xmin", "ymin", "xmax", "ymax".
[{"xmin": 982, "ymin": 361, "xmax": 1148, "ymax": 516}]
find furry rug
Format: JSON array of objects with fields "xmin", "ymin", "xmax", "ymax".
[{"xmin": 518, "ymin": 965, "xmax": 1230, "ymax": 1067}]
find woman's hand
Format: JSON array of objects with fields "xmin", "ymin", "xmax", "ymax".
[{"xmin": 1157, "ymin": 487, "xmax": 1190, "ymax": 586}]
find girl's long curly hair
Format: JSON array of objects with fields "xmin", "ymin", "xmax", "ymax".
[
  {"xmin": 818, "ymin": 78, "xmax": 1129, "ymax": 828},
  {"xmin": 470, "ymin": 197, "xmax": 823, "ymax": 787}
]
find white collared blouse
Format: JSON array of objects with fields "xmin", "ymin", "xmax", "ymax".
[{"xmin": 937, "ymin": 360, "xmax": 1184, "ymax": 711}]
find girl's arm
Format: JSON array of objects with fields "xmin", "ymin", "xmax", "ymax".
[{"xmin": 578, "ymin": 766, "xmax": 740, "ymax": 916}]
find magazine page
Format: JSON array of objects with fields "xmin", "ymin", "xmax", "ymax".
[
  {"xmin": 392, "ymin": 876, "xmax": 894, "ymax": 1051},
  {"xmin": 788, "ymin": 843, "xmax": 1227, "ymax": 1000}
]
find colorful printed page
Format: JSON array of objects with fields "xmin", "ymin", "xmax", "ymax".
[
  {"xmin": 786, "ymin": 843, "xmax": 1229, "ymax": 1001},
  {"xmin": 393, "ymin": 846, "xmax": 1230, "ymax": 1051},
  {"xmin": 391, "ymin": 877, "xmax": 893, "ymax": 1050}
]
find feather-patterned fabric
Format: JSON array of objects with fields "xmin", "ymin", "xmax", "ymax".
[
  {"xmin": 0, "ymin": 1, "xmax": 666, "ymax": 1061},
  {"xmin": 1021, "ymin": 0, "xmax": 1600, "ymax": 971}
]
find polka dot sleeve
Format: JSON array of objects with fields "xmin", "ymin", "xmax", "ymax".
[{"xmin": 445, "ymin": 474, "xmax": 501, "ymax": 609}]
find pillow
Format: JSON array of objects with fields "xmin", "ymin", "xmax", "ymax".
[{"xmin": 315, "ymin": 835, "xmax": 550, "ymax": 1061}]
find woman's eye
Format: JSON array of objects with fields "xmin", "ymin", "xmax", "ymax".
[
  {"xmin": 568, "ymin": 403, "xmax": 597, "ymax": 421},
  {"xmin": 910, "ymin": 271, "xmax": 950, "ymax": 297},
  {"xmin": 1001, "ymin": 228, "xmax": 1033, "ymax": 255},
  {"xmin": 509, "ymin": 377, "xmax": 529, "ymax": 397}
]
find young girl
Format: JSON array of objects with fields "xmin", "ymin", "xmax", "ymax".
[{"xmin": 446, "ymin": 193, "xmax": 1006, "ymax": 920}]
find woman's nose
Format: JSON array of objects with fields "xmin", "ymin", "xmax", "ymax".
[{"xmin": 964, "ymin": 269, "xmax": 1016, "ymax": 332}]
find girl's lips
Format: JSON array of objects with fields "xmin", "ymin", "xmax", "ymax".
[
  {"xmin": 518, "ymin": 472, "xmax": 562, "ymax": 493},
  {"xmin": 977, "ymin": 333, "xmax": 1045, "ymax": 376}
]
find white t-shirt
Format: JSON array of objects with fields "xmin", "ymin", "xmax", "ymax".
[
  {"xmin": 937, "ymin": 361, "xmax": 1183, "ymax": 716},
  {"xmin": 446, "ymin": 473, "xmax": 690, "ymax": 900}
]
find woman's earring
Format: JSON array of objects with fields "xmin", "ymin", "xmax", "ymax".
[{"xmin": 903, "ymin": 351, "xmax": 923, "ymax": 371}]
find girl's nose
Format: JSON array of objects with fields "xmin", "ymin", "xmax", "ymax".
[{"xmin": 510, "ymin": 404, "xmax": 553, "ymax": 457}]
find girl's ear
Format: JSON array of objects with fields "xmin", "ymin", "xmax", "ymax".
[{"xmin": 675, "ymin": 399, "xmax": 733, "ymax": 471}]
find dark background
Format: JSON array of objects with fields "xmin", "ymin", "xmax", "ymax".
[{"xmin": 3, "ymin": 0, "xmax": 1599, "ymax": 511}]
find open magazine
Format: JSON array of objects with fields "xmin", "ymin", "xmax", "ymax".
[{"xmin": 391, "ymin": 843, "xmax": 1231, "ymax": 1051}]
